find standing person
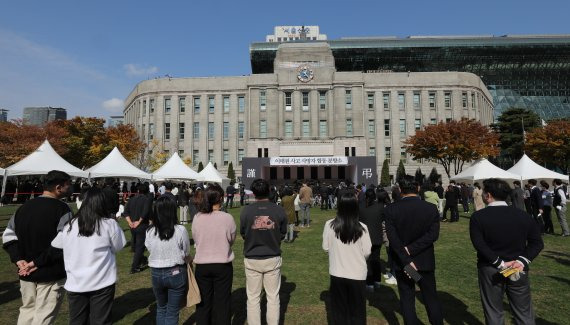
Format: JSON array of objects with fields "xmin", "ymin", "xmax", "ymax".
[
  {"xmin": 541, "ymin": 181, "xmax": 554, "ymax": 234},
  {"xmin": 442, "ymin": 184, "xmax": 459, "ymax": 222},
  {"xmin": 2, "ymin": 170, "xmax": 73, "ymax": 325},
  {"xmin": 51, "ymin": 188, "xmax": 126, "ymax": 325},
  {"xmin": 145, "ymin": 196, "xmax": 191, "ymax": 325},
  {"xmin": 240, "ymin": 179, "xmax": 288, "ymax": 325},
  {"xmin": 510, "ymin": 181, "xmax": 526, "ymax": 211},
  {"xmin": 192, "ymin": 184, "xmax": 236, "ymax": 325},
  {"xmin": 177, "ymin": 184, "xmax": 190, "ymax": 225},
  {"xmin": 384, "ymin": 175, "xmax": 443, "ymax": 325},
  {"xmin": 280, "ymin": 188, "xmax": 297, "ymax": 243},
  {"xmin": 124, "ymin": 183, "xmax": 153, "ymax": 273},
  {"xmin": 358, "ymin": 189, "xmax": 384, "ymax": 292},
  {"xmin": 553, "ymin": 179, "xmax": 569, "ymax": 236},
  {"xmin": 225, "ymin": 181, "xmax": 236, "ymax": 209},
  {"xmin": 469, "ymin": 178, "xmax": 543, "ymax": 325},
  {"xmin": 473, "ymin": 182, "xmax": 485, "ymax": 211},
  {"xmin": 299, "ymin": 181, "xmax": 313, "ymax": 227},
  {"xmin": 323, "ymin": 193, "xmax": 372, "ymax": 324},
  {"xmin": 528, "ymin": 179, "xmax": 545, "ymax": 233}
]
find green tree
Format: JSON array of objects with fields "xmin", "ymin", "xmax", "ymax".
[
  {"xmin": 227, "ymin": 161, "xmax": 236, "ymax": 182},
  {"xmin": 492, "ymin": 108, "xmax": 541, "ymax": 168},
  {"xmin": 428, "ymin": 167, "xmax": 441, "ymax": 184},
  {"xmin": 414, "ymin": 167, "xmax": 425, "ymax": 184},
  {"xmin": 380, "ymin": 159, "xmax": 390, "ymax": 187},
  {"xmin": 396, "ymin": 160, "xmax": 406, "ymax": 183},
  {"xmin": 197, "ymin": 161, "xmax": 204, "ymax": 172}
]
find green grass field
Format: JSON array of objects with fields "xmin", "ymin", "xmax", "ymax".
[{"xmin": 1, "ymin": 204, "xmax": 569, "ymax": 324}]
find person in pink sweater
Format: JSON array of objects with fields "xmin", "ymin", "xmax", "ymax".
[{"xmin": 192, "ymin": 184, "xmax": 236, "ymax": 325}]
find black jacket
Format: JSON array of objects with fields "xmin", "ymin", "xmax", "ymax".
[{"xmin": 384, "ymin": 196, "xmax": 440, "ymax": 271}]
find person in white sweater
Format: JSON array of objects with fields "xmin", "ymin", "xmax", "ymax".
[
  {"xmin": 323, "ymin": 192, "xmax": 372, "ymax": 325},
  {"xmin": 51, "ymin": 187, "xmax": 126, "ymax": 325}
]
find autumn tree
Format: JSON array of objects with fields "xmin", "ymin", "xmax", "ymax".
[
  {"xmin": 492, "ymin": 108, "xmax": 541, "ymax": 168},
  {"xmin": 525, "ymin": 120, "xmax": 570, "ymax": 174},
  {"xmin": 404, "ymin": 119, "xmax": 500, "ymax": 179},
  {"xmin": 380, "ymin": 159, "xmax": 390, "ymax": 187}
]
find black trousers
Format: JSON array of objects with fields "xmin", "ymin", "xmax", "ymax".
[
  {"xmin": 366, "ymin": 244, "xmax": 382, "ymax": 285},
  {"xmin": 443, "ymin": 205, "xmax": 459, "ymax": 222},
  {"xmin": 394, "ymin": 270, "xmax": 443, "ymax": 325},
  {"xmin": 477, "ymin": 266, "xmax": 535, "ymax": 325},
  {"xmin": 131, "ymin": 224, "xmax": 148, "ymax": 271},
  {"xmin": 329, "ymin": 276, "xmax": 366, "ymax": 325},
  {"xmin": 68, "ymin": 284, "xmax": 115, "ymax": 325},
  {"xmin": 195, "ymin": 263, "xmax": 233, "ymax": 325}
]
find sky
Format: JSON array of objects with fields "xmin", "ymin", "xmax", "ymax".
[{"xmin": 1, "ymin": 0, "xmax": 569, "ymax": 120}]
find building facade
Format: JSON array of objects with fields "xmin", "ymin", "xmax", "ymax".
[
  {"xmin": 124, "ymin": 42, "xmax": 493, "ymax": 182},
  {"xmin": 23, "ymin": 107, "xmax": 67, "ymax": 126}
]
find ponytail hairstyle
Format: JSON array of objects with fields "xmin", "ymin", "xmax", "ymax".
[
  {"xmin": 68, "ymin": 187, "xmax": 110, "ymax": 237},
  {"xmin": 150, "ymin": 196, "xmax": 178, "ymax": 240},
  {"xmin": 198, "ymin": 184, "xmax": 224, "ymax": 213},
  {"xmin": 330, "ymin": 192, "xmax": 364, "ymax": 244}
]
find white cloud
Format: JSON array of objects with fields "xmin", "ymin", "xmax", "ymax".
[
  {"xmin": 102, "ymin": 98, "xmax": 124, "ymax": 113},
  {"xmin": 124, "ymin": 63, "xmax": 159, "ymax": 77}
]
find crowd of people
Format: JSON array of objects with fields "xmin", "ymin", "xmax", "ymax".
[{"xmin": 1, "ymin": 169, "xmax": 568, "ymax": 324}]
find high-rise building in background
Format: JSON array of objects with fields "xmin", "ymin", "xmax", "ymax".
[
  {"xmin": 0, "ymin": 109, "xmax": 8, "ymax": 122},
  {"xmin": 23, "ymin": 107, "xmax": 67, "ymax": 126}
]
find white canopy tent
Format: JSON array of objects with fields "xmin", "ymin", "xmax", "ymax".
[
  {"xmin": 450, "ymin": 158, "xmax": 521, "ymax": 183},
  {"xmin": 198, "ymin": 162, "xmax": 230, "ymax": 188},
  {"xmin": 152, "ymin": 153, "xmax": 201, "ymax": 181},
  {"xmin": 1, "ymin": 140, "xmax": 88, "ymax": 198},
  {"xmin": 86, "ymin": 147, "xmax": 150, "ymax": 180},
  {"xmin": 507, "ymin": 154, "xmax": 568, "ymax": 182}
]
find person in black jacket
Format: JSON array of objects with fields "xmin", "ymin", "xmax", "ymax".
[
  {"xmin": 442, "ymin": 184, "xmax": 459, "ymax": 222},
  {"xmin": 358, "ymin": 189, "xmax": 384, "ymax": 291},
  {"xmin": 385, "ymin": 175, "xmax": 443, "ymax": 325},
  {"xmin": 470, "ymin": 178, "xmax": 543, "ymax": 325}
]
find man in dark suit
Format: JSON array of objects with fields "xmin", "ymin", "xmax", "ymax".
[
  {"xmin": 470, "ymin": 178, "xmax": 543, "ymax": 325},
  {"xmin": 527, "ymin": 179, "xmax": 545, "ymax": 233},
  {"xmin": 385, "ymin": 175, "xmax": 443, "ymax": 325}
]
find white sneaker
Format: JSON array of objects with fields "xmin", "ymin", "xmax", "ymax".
[{"xmin": 385, "ymin": 275, "xmax": 398, "ymax": 285}]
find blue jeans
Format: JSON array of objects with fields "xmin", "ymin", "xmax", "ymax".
[{"xmin": 151, "ymin": 265, "xmax": 188, "ymax": 325}]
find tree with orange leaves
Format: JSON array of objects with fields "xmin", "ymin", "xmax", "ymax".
[
  {"xmin": 525, "ymin": 120, "xmax": 570, "ymax": 174},
  {"xmin": 404, "ymin": 119, "xmax": 500, "ymax": 179}
]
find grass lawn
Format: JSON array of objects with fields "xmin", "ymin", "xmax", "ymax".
[{"xmin": 1, "ymin": 203, "xmax": 569, "ymax": 324}]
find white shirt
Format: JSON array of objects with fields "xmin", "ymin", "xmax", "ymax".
[
  {"xmin": 322, "ymin": 219, "xmax": 372, "ymax": 280},
  {"xmin": 51, "ymin": 218, "xmax": 126, "ymax": 292},
  {"xmin": 145, "ymin": 225, "xmax": 190, "ymax": 268}
]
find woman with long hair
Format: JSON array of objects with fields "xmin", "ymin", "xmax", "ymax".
[
  {"xmin": 323, "ymin": 192, "xmax": 372, "ymax": 325},
  {"xmin": 145, "ymin": 196, "xmax": 191, "ymax": 325},
  {"xmin": 358, "ymin": 189, "xmax": 384, "ymax": 292},
  {"xmin": 51, "ymin": 187, "xmax": 126, "ymax": 325},
  {"xmin": 192, "ymin": 184, "xmax": 236, "ymax": 324}
]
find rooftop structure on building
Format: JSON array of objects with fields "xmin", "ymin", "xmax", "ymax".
[
  {"xmin": 23, "ymin": 107, "xmax": 67, "ymax": 126},
  {"xmin": 266, "ymin": 26, "xmax": 327, "ymax": 43},
  {"xmin": 252, "ymin": 33, "xmax": 570, "ymax": 119},
  {"xmin": 0, "ymin": 109, "xmax": 8, "ymax": 122}
]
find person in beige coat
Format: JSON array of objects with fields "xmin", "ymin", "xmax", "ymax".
[{"xmin": 473, "ymin": 182, "xmax": 485, "ymax": 211}]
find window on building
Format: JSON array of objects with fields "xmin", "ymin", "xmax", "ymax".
[
  {"xmin": 208, "ymin": 96, "xmax": 215, "ymax": 113},
  {"xmin": 149, "ymin": 123, "xmax": 154, "ymax": 139},
  {"xmin": 164, "ymin": 123, "xmax": 170, "ymax": 140},
  {"xmin": 399, "ymin": 119, "xmax": 406, "ymax": 137},
  {"xmin": 400, "ymin": 147, "xmax": 407, "ymax": 162},
  {"xmin": 414, "ymin": 119, "xmax": 421, "ymax": 130},
  {"xmin": 398, "ymin": 93, "xmax": 405, "ymax": 110},
  {"xmin": 302, "ymin": 92, "xmax": 309, "ymax": 111},
  {"xmin": 238, "ymin": 96, "xmax": 245, "ymax": 112},
  {"xmin": 384, "ymin": 119, "xmax": 390, "ymax": 136},
  {"xmin": 368, "ymin": 120, "xmax": 375, "ymax": 137},
  {"xmin": 429, "ymin": 92, "xmax": 436, "ymax": 109},
  {"xmin": 346, "ymin": 119, "xmax": 353, "ymax": 136},
  {"xmin": 142, "ymin": 100, "xmax": 147, "ymax": 116},
  {"xmin": 302, "ymin": 120, "xmax": 310, "ymax": 137},
  {"xmin": 385, "ymin": 147, "xmax": 391, "ymax": 163},
  {"xmin": 223, "ymin": 96, "xmax": 230, "ymax": 113},
  {"xmin": 368, "ymin": 93, "xmax": 375, "ymax": 110},
  {"xmin": 238, "ymin": 121, "xmax": 244, "ymax": 139},
  {"xmin": 260, "ymin": 120, "xmax": 267, "ymax": 138},
  {"xmin": 284, "ymin": 120, "xmax": 293, "ymax": 138},
  {"xmin": 193, "ymin": 97, "xmax": 200, "ymax": 113},
  {"xmin": 208, "ymin": 122, "xmax": 214, "ymax": 139},
  {"xmin": 193, "ymin": 122, "xmax": 199, "ymax": 139},
  {"xmin": 208, "ymin": 149, "xmax": 214, "ymax": 163},
  {"xmin": 193, "ymin": 150, "xmax": 199, "ymax": 165},
  {"xmin": 319, "ymin": 91, "xmax": 326, "ymax": 109},
  {"xmin": 179, "ymin": 123, "xmax": 185, "ymax": 140},
  {"xmin": 164, "ymin": 98, "xmax": 171, "ymax": 113},
  {"xmin": 444, "ymin": 92, "xmax": 451, "ymax": 108},
  {"xmin": 223, "ymin": 122, "xmax": 229, "ymax": 139},
  {"xmin": 223, "ymin": 150, "xmax": 229, "ymax": 165},
  {"xmin": 345, "ymin": 89, "xmax": 352, "ymax": 109},
  {"xmin": 179, "ymin": 97, "xmax": 185, "ymax": 113},
  {"xmin": 462, "ymin": 92, "xmax": 468, "ymax": 108},
  {"xmin": 260, "ymin": 90, "xmax": 266, "ymax": 110},
  {"xmin": 413, "ymin": 92, "xmax": 420, "ymax": 109},
  {"xmin": 383, "ymin": 93, "xmax": 390, "ymax": 110},
  {"xmin": 285, "ymin": 92, "xmax": 292, "ymax": 111},
  {"xmin": 150, "ymin": 99, "xmax": 155, "ymax": 113},
  {"xmin": 319, "ymin": 120, "xmax": 327, "ymax": 137},
  {"xmin": 238, "ymin": 149, "xmax": 244, "ymax": 163},
  {"xmin": 369, "ymin": 147, "xmax": 376, "ymax": 157}
]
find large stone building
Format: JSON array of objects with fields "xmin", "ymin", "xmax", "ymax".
[
  {"xmin": 23, "ymin": 107, "xmax": 67, "ymax": 126},
  {"xmin": 124, "ymin": 41, "xmax": 493, "ymax": 184}
]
